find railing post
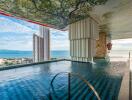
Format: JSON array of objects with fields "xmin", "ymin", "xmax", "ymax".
[
  {"xmin": 129, "ymin": 51, "xmax": 132, "ymax": 100},
  {"xmin": 129, "ymin": 51, "xmax": 130, "ymax": 64},
  {"xmin": 68, "ymin": 73, "xmax": 71, "ymax": 100}
]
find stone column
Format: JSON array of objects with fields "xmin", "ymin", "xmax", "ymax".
[
  {"xmin": 95, "ymin": 31, "xmax": 111, "ymax": 59},
  {"xmin": 69, "ymin": 18, "xmax": 99, "ymax": 62},
  {"xmin": 95, "ymin": 32, "xmax": 107, "ymax": 58}
]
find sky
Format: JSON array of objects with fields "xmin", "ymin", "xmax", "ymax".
[
  {"xmin": 0, "ymin": 14, "xmax": 132, "ymax": 51},
  {"xmin": 112, "ymin": 39, "xmax": 132, "ymax": 51},
  {"xmin": 0, "ymin": 14, "xmax": 69, "ymax": 51}
]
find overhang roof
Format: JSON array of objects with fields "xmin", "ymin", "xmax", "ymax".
[
  {"xmin": 0, "ymin": 0, "xmax": 108, "ymax": 30},
  {"xmin": 0, "ymin": 0, "xmax": 132, "ymax": 40},
  {"xmin": 91, "ymin": 0, "xmax": 132, "ymax": 40}
]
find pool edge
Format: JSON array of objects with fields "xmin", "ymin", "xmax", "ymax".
[
  {"xmin": 0, "ymin": 59, "xmax": 94, "ymax": 71},
  {"xmin": 0, "ymin": 59, "xmax": 65, "ymax": 71},
  {"xmin": 118, "ymin": 61, "xmax": 129, "ymax": 100}
]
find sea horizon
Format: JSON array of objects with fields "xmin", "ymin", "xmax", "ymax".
[
  {"xmin": 0, "ymin": 49, "xmax": 132, "ymax": 59},
  {"xmin": 0, "ymin": 50, "xmax": 70, "ymax": 58}
]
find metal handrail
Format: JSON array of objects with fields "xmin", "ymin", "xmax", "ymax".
[{"xmin": 50, "ymin": 72, "xmax": 101, "ymax": 100}]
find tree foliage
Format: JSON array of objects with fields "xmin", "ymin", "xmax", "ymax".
[{"xmin": 0, "ymin": 0, "xmax": 108, "ymax": 29}]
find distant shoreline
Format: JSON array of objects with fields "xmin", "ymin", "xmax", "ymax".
[
  {"xmin": 0, "ymin": 50, "xmax": 131, "ymax": 58},
  {"xmin": 0, "ymin": 50, "xmax": 70, "ymax": 58}
]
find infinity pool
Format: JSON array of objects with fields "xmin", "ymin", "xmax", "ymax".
[{"xmin": 0, "ymin": 60, "xmax": 123, "ymax": 100}]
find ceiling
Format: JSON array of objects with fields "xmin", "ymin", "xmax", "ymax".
[
  {"xmin": 0, "ymin": 0, "xmax": 132, "ymax": 40},
  {"xmin": 91, "ymin": 0, "xmax": 132, "ymax": 40},
  {"xmin": 0, "ymin": 0, "xmax": 108, "ymax": 30}
]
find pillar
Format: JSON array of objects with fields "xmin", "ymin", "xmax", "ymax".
[
  {"xmin": 69, "ymin": 18, "xmax": 99, "ymax": 62},
  {"xmin": 95, "ymin": 32, "xmax": 107, "ymax": 58},
  {"xmin": 95, "ymin": 32, "xmax": 111, "ymax": 59}
]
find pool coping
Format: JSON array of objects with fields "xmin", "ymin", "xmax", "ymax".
[
  {"xmin": 0, "ymin": 59, "xmax": 93, "ymax": 71},
  {"xmin": 118, "ymin": 60, "xmax": 130, "ymax": 100}
]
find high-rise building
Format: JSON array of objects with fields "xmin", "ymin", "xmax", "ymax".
[{"xmin": 33, "ymin": 26, "xmax": 50, "ymax": 62}]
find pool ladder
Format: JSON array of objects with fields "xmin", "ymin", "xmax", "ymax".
[{"xmin": 49, "ymin": 72, "xmax": 101, "ymax": 100}]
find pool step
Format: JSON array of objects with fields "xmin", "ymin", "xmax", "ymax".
[
  {"xmin": 49, "ymin": 75, "xmax": 122, "ymax": 100},
  {"xmin": 50, "ymin": 75, "xmax": 100, "ymax": 100},
  {"xmin": 84, "ymin": 77, "xmax": 104, "ymax": 100},
  {"xmin": 71, "ymin": 76, "xmax": 101, "ymax": 100},
  {"xmin": 86, "ymin": 76, "xmax": 108, "ymax": 100},
  {"xmin": 55, "ymin": 74, "xmax": 95, "ymax": 98}
]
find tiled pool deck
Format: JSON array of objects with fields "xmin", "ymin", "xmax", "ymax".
[
  {"xmin": 130, "ymin": 70, "xmax": 132, "ymax": 99},
  {"xmin": 110, "ymin": 61, "xmax": 129, "ymax": 100}
]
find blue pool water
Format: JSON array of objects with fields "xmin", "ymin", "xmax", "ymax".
[{"xmin": 0, "ymin": 60, "xmax": 123, "ymax": 100}]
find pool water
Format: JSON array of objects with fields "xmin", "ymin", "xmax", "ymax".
[{"xmin": 0, "ymin": 61, "xmax": 123, "ymax": 100}]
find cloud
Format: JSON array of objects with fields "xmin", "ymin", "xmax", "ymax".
[
  {"xmin": 50, "ymin": 29, "xmax": 69, "ymax": 50},
  {"xmin": 112, "ymin": 39, "xmax": 132, "ymax": 44},
  {"xmin": 0, "ymin": 15, "xmax": 38, "ymax": 50},
  {"xmin": 0, "ymin": 16, "xmax": 37, "ymax": 33},
  {"xmin": 50, "ymin": 39, "xmax": 69, "ymax": 50},
  {"xmin": 112, "ymin": 39, "xmax": 132, "ymax": 50},
  {"xmin": 0, "ymin": 15, "xmax": 69, "ymax": 51}
]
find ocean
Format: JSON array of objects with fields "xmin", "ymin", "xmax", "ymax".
[
  {"xmin": 0, "ymin": 50, "xmax": 70, "ymax": 58},
  {"xmin": 0, "ymin": 50, "xmax": 131, "ymax": 59}
]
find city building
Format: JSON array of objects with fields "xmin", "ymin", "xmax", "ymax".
[{"xmin": 33, "ymin": 26, "xmax": 50, "ymax": 62}]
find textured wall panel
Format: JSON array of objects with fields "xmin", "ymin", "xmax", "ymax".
[{"xmin": 69, "ymin": 18, "xmax": 99, "ymax": 62}]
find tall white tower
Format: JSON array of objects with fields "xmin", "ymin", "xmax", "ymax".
[{"xmin": 33, "ymin": 26, "xmax": 50, "ymax": 62}]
